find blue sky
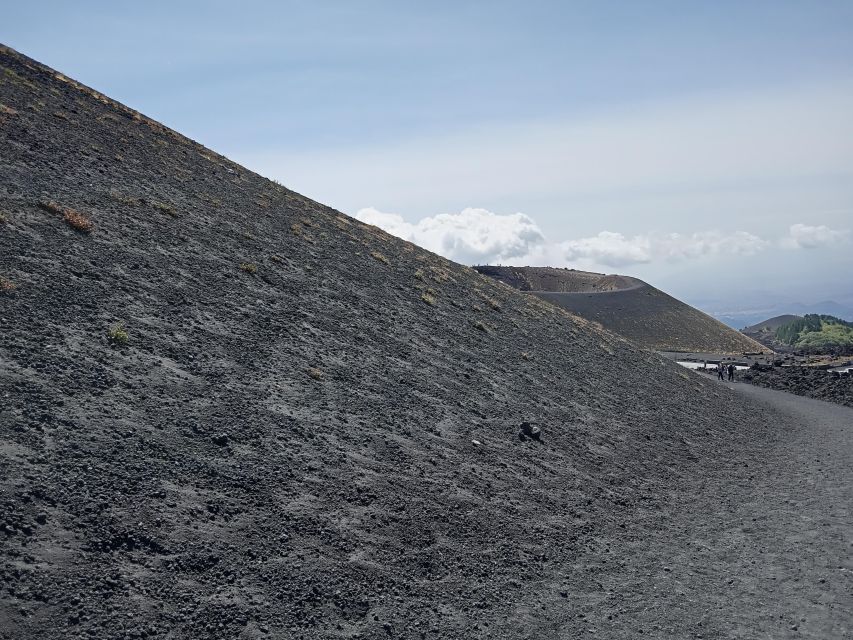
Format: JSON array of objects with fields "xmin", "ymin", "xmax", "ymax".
[{"xmin": 4, "ymin": 1, "xmax": 853, "ymax": 318}]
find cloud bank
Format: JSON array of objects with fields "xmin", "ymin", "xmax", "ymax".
[{"xmin": 355, "ymin": 207, "xmax": 847, "ymax": 270}]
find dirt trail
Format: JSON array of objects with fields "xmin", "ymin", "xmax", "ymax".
[{"xmin": 535, "ymin": 382, "xmax": 852, "ymax": 639}]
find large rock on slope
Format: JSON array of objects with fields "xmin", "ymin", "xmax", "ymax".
[{"xmin": 1, "ymin": 45, "xmax": 780, "ymax": 639}]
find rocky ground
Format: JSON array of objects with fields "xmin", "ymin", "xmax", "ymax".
[
  {"xmin": 1, "ymin": 45, "xmax": 851, "ymax": 639},
  {"xmin": 739, "ymin": 367, "xmax": 853, "ymax": 409}
]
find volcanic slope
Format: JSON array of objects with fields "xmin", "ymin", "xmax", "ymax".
[
  {"xmin": 476, "ymin": 266, "xmax": 767, "ymax": 354},
  {"xmin": 0, "ymin": 46, "xmax": 840, "ymax": 639},
  {"xmin": 743, "ymin": 314, "xmax": 802, "ymax": 334}
]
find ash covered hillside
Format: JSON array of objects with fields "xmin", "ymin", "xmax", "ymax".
[
  {"xmin": 476, "ymin": 266, "xmax": 767, "ymax": 354},
  {"xmin": 0, "ymin": 45, "xmax": 790, "ymax": 639}
]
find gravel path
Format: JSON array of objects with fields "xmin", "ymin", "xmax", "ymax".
[{"xmin": 543, "ymin": 381, "xmax": 852, "ymax": 639}]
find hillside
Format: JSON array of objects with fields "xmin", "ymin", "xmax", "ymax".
[
  {"xmin": 0, "ymin": 45, "xmax": 840, "ymax": 639},
  {"xmin": 474, "ymin": 266, "xmax": 639, "ymax": 293},
  {"xmin": 475, "ymin": 266, "xmax": 766, "ymax": 354},
  {"xmin": 744, "ymin": 314, "xmax": 853, "ymax": 355},
  {"xmin": 775, "ymin": 315, "xmax": 853, "ymax": 354},
  {"xmin": 742, "ymin": 314, "xmax": 802, "ymax": 334}
]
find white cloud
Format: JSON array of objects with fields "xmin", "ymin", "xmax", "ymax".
[
  {"xmin": 356, "ymin": 206, "xmax": 771, "ymax": 269},
  {"xmin": 355, "ymin": 207, "xmax": 545, "ymax": 264},
  {"xmin": 561, "ymin": 232, "xmax": 651, "ymax": 267},
  {"xmin": 782, "ymin": 223, "xmax": 849, "ymax": 249}
]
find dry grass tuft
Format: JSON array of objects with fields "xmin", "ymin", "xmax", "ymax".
[
  {"xmin": 64, "ymin": 209, "xmax": 94, "ymax": 232},
  {"xmin": 2, "ymin": 67, "xmax": 36, "ymax": 89},
  {"xmin": 197, "ymin": 193, "xmax": 222, "ymax": 208},
  {"xmin": 109, "ymin": 190, "xmax": 143, "ymax": 206},
  {"xmin": 521, "ymin": 351, "xmax": 531, "ymax": 360},
  {"xmin": 153, "ymin": 201, "xmax": 177, "ymax": 217},
  {"xmin": 307, "ymin": 367, "xmax": 324, "ymax": 381},
  {"xmin": 421, "ymin": 291, "xmax": 436, "ymax": 306},
  {"xmin": 0, "ymin": 212, "xmax": 7, "ymax": 224},
  {"xmin": 428, "ymin": 265, "xmax": 455, "ymax": 283},
  {"xmin": 239, "ymin": 262, "xmax": 258, "ymax": 274},
  {"xmin": 370, "ymin": 251, "xmax": 390, "ymax": 265},
  {"xmin": 474, "ymin": 320, "xmax": 489, "ymax": 333},
  {"xmin": 108, "ymin": 324, "xmax": 129, "ymax": 345},
  {"xmin": 0, "ymin": 276, "xmax": 16, "ymax": 292},
  {"xmin": 414, "ymin": 268, "xmax": 425, "ymax": 281},
  {"xmin": 269, "ymin": 255, "xmax": 285, "ymax": 264},
  {"xmin": 39, "ymin": 199, "xmax": 94, "ymax": 232},
  {"xmin": 0, "ymin": 103, "xmax": 17, "ymax": 116}
]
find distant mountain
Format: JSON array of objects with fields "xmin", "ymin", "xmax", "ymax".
[
  {"xmin": 712, "ymin": 301, "xmax": 853, "ymax": 330},
  {"xmin": 475, "ymin": 266, "xmax": 767, "ymax": 354},
  {"xmin": 742, "ymin": 315, "xmax": 802, "ymax": 334}
]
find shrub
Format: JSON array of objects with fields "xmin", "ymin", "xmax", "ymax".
[
  {"xmin": 414, "ymin": 268, "xmax": 425, "ymax": 281},
  {"xmin": 108, "ymin": 324, "xmax": 129, "ymax": 345},
  {"xmin": 370, "ymin": 251, "xmax": 390, "ymax": 265},
  {"xmin": 0, "ymin": 212, "xmax": 7, "ymax": 224},
  {"xmin": 421, "ymin": 291, "xmax": 436, "ymax": 305},
  {"xmin": 307, "ymin": 367, "xmax": 324, "ymax": 380},
  {"xmin": 0, "ymin": 277, "xmax": 16, "ymax": 292},
  {"xmin": 239, "ymin": 262, "xmax": 257, "ymax": 274}
]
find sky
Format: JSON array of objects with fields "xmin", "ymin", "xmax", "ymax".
[{"xmin": 4, "ymin": 1, "xmax": 852, "ymax": 319}]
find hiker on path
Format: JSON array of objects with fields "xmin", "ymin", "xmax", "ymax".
[
  {"xmin": 718, "ymin": 362, "xmax": 725, "ymax": 380},
  {"xmin": 728, "ymin": 363, "xmax": 735, "ymax": 381}
]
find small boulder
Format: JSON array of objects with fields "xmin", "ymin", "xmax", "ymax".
[{"xmin": 518, "ymin": 421, "xmax": 542, "ymax": 441}]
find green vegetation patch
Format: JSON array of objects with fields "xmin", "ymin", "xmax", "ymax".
[{"xmin": 775, "ymin": 314, "xmax": 853, "ymax": 353}]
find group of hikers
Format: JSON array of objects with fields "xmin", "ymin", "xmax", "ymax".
[{"xmin": 705, "ymin": 360, "xmax": 736, "ymax": 381}]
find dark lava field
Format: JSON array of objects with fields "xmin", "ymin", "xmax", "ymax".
[
  {"xmin": 1, "ymin": 46, "xmax": 851, "ymax": 639},
  {"xmin": 741, "ymin": 367, "xmax": 853, "ymax": 408}
]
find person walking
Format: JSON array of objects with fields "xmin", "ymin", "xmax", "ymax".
[
  {"xmin": 717, "ymin": 362, "xmax": 725, "ymax": 380},
  {"xmin": 728, "ymin": 363, "xmax": 735, "ymax": 381}
]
